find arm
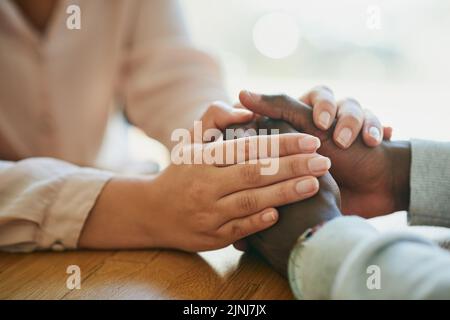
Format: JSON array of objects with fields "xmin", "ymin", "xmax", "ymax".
[
  {"xmin": 0, "ymin": 158, "xmax": 112, "ymax": 252},
  {"xmin": 290, "ymin": 216, "xmax": 450, "ymax": 299},
  {"xmin": 122, "ymin": 0, "xmax": 228, "ymax": 147},
  {"xmin": 409, "ymin": 139, "xmax": 450, "ymax": 227},
  {"xmin": 1, "ymin": 106, "xmax": 331, "ymax": 252},
  {"xmin": 0, "ymin": 157, "xmax": 174, "ymax": 252}
]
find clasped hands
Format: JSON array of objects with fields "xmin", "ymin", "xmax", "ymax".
[
  {"xmin": 224, "ymin": 88, "xmax": 411, "ymax": 275},
  {"xmin": 79, "ymin": 86, "xmax": 408, "ymax": 255}
]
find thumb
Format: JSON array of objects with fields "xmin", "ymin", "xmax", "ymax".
[
  {"xmin": 202, "ymin": 101, "xmax": 254, "ymax": 131},
  {"xmin": 238, "ymin": 90, "xmax": 321, "ymax": 137}
]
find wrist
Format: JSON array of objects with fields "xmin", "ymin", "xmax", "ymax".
[
  {"xmin": 78, "ymin": 176, "xmax": 160, "ymax": 249},
  {"xmin": 385, "ymin": 140, "xmax": 411, "ymax": 212},
  {"xmin": 249, "ymin": 174, "xmax": 342, "ymax": 277}
]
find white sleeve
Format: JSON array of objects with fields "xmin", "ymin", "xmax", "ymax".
[
  {"xmin": 289, "ymin": 216, "xmax": 450, "ymax": 299},
  {"xmin": 0, "ymin": 158, "xmax": 113, "ymax": 252}
]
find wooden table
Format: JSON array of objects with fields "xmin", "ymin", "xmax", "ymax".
[
  {"xmin": 0, "ymin": 246, "xmax": 293, "ymax": 299},
  {"xmin": 2, "ymin": 212, "xmax": 450, "ymax": 300}
]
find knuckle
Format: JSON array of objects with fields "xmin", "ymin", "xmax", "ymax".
[
  {"xmin": 205, "ymin": 103, "xmax": 220, "ymax": 116},
  {"xmin": 208, "ymin": 101, "xmax": 226, "ymax": 111},
  {"xmin": 272, "ymin": 93, "xmax": 290, "ymax": 103},
  {"xmin": 275, "ymin": 183, "xmax": 291, "ymax": 203},
  {"xmin": 314, "ymin": 85, "xmax": 334, "ymax": 95},
  {"xmin": 238, "ymin": 193, "xmax": 259, "ymax": 212},
  {"xmin": 363, "ymin": 109, "xmax": 381, "ymax": 125},
  {"xmin": 278, "ymin": 93, "xmax": 291, "ymax": 102},
  {"xmin": 241, "ymin": 164, "xmax": 261, "ymax": 185},
  {"xmin": 230, "ymin": 223, "xmax": 247, "ymax": 239},
  {"xmin": 288, "ymin": 157, "xmax": 303, "ymax": 176},
  {"xmin": 281, "ymin": 105, "xmax": 297, "ymax": 123},
  {"xmin": 268, "ymin": 94, "xmax": 292, "ymax": 111},
  {"xmin": 344, "ymin": 97, "xmax": 362, "ymax": 110},
  {"xmin": 278, "ymin": 137, "xmax": 289, "ymax": 155}
]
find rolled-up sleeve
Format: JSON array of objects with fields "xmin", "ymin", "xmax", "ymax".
[
  {"xmin": 409, "ymin": 139, "xmax": 450, "ymax": 227},
  {"xmin": 122, "ymin": 0, "xmax": 228, "ymax": 146},
  {"xmin": 288, "ymin": 217, "xmax": 379, "ymax": 299},
  {"xmin": 0, "ymin": 158, "xmax": 113, "ymax": 252},
  {"xmin": 289, "ymin": 216, "xmax": 450, "ymax": 299}
]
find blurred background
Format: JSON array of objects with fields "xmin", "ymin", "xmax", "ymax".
[
  {"xmin": 100, "ymin": 0, "xmax": 450, "ymax": 169},
  {"xmin": 179, "ymin": 0, "xmax": 450, "ymax": 141}
]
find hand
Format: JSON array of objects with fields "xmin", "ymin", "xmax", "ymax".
[
  {"xmin": 79, "ymin": 103, "xmax": 332, "ymax": 251},
  {"xmin": 227, "ymin": 120, "xmax": 341, "ymax": 273},
  {"xmin": 191, "ymin": 100, "xmax": 255, "ymax": 141},
  {"xmin": 248, "ymin": 172, "xmax": 341, "ymax": 276},
  {"xmin": 298, "ymin": 86, "xmax": 392, "ymax": 148},
  {"xmin": 238, "ymin": 91, "xmax": 411, "ymax": 218},
  {"xmin": 234, "ymin": 86, "xmax": 392, "ymax": 148}
]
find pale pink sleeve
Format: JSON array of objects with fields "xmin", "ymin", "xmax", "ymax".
[
  {"xmin": 121, "ymin": 0, "xmax": 228, "ymax": 145},
  {"xmin": 0, "ymin": 158, "xmax": 113, "ymax": 252}
]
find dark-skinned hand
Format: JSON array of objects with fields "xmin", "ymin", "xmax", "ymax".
[
  {"xmin": 226, "ymin": 119, "xmax": 342, "ymax": 276},
  {"xmin": 237, "ymin": 91, "xmax": 411, "ymax": 219}
]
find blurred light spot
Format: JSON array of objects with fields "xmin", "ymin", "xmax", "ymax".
[{"xmin": 252, "ymin": 12, "xmax": 300, "ymax": 59}]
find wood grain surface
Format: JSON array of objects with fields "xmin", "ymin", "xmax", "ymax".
[{"xmin": 0, "ymin": 246, "xmax": 293, "ymax": 300}]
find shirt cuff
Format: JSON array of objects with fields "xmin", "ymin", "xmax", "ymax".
[
  {"xmin": 331, "ymin": 232, "xmax": 435, "ymax": 299},
  {"xmin": 37, "ymin": 168, "xmax": 113, "ymax": 251},
  {"xmin": 409, "ymin": 139, "xmax": 450, "ymax": 227},
  {"xmin": 288, "ymin": 216, "xmax": 378, "ymax": 299}
]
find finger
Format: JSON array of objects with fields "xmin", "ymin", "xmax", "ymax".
[
  {"xmin": 234, "ymin": 102, "xmax": 263, "ymax": 122},
  {"xmin": 300, "ymin": 86, "xmax": 337, "ymax": 130},
  {"xmin": 233, "ymin": 102, "xmax": 245, "ymax": 109},
  {"xmin": 239, "ymin": 90, "xmax": 321, "ymax": 137},
  {"xmin": 218, "ymin": 153, "xmax": 330, "ymax": 194},
  {"xmin": 208, "ymin": 133, "xmax": 321, "ymax": 166},
  {"xmin": 217, "ymin": 176, "xmax": 319, "ymax": 222},
  {"xmin": 202, "ymin": 101, "xmax": 254, "ymax": 131},
  {"xmin": 383, "ymin": 126, "xmax": 393, "ymax": 140},
  {"xmin": 333, "ymin": 98, "xmax": 365, "ymax": 149},
  {"xmin": 361, "ymin": 109, "xmax": 383, "ymax": 147},
  {"xmin": 217, "ymin": 208, "xmax": 279, "ymax": 243}
]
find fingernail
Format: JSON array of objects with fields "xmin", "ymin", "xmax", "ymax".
[
  {"xmin": 308, "ymin": 156, "xmax": 331, "ymax": 174},
  {"xmin": 318, "ymin": 111, "xmax": 331, "ymax": 129},
  {"xmin": 369, "ymin": 126, "xmax": 381, "ymax": 142},
  {"xmin": 299, "ymin": 136, "xmax": 321, "ymax": 151},
  {"xmin": 336, "ymin": 127, "xmax": 352, "ymax": 148},
  {"xmin": 261, "ymin": 209, "xmax": 278, "ymax": 222},
  {"xmin": 243, "ymin": 90, "xmax": 261, "ymax": 102},
  {"xmin": 295, "ymin": 178, "xmax": 319, "ymax": 195}
]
